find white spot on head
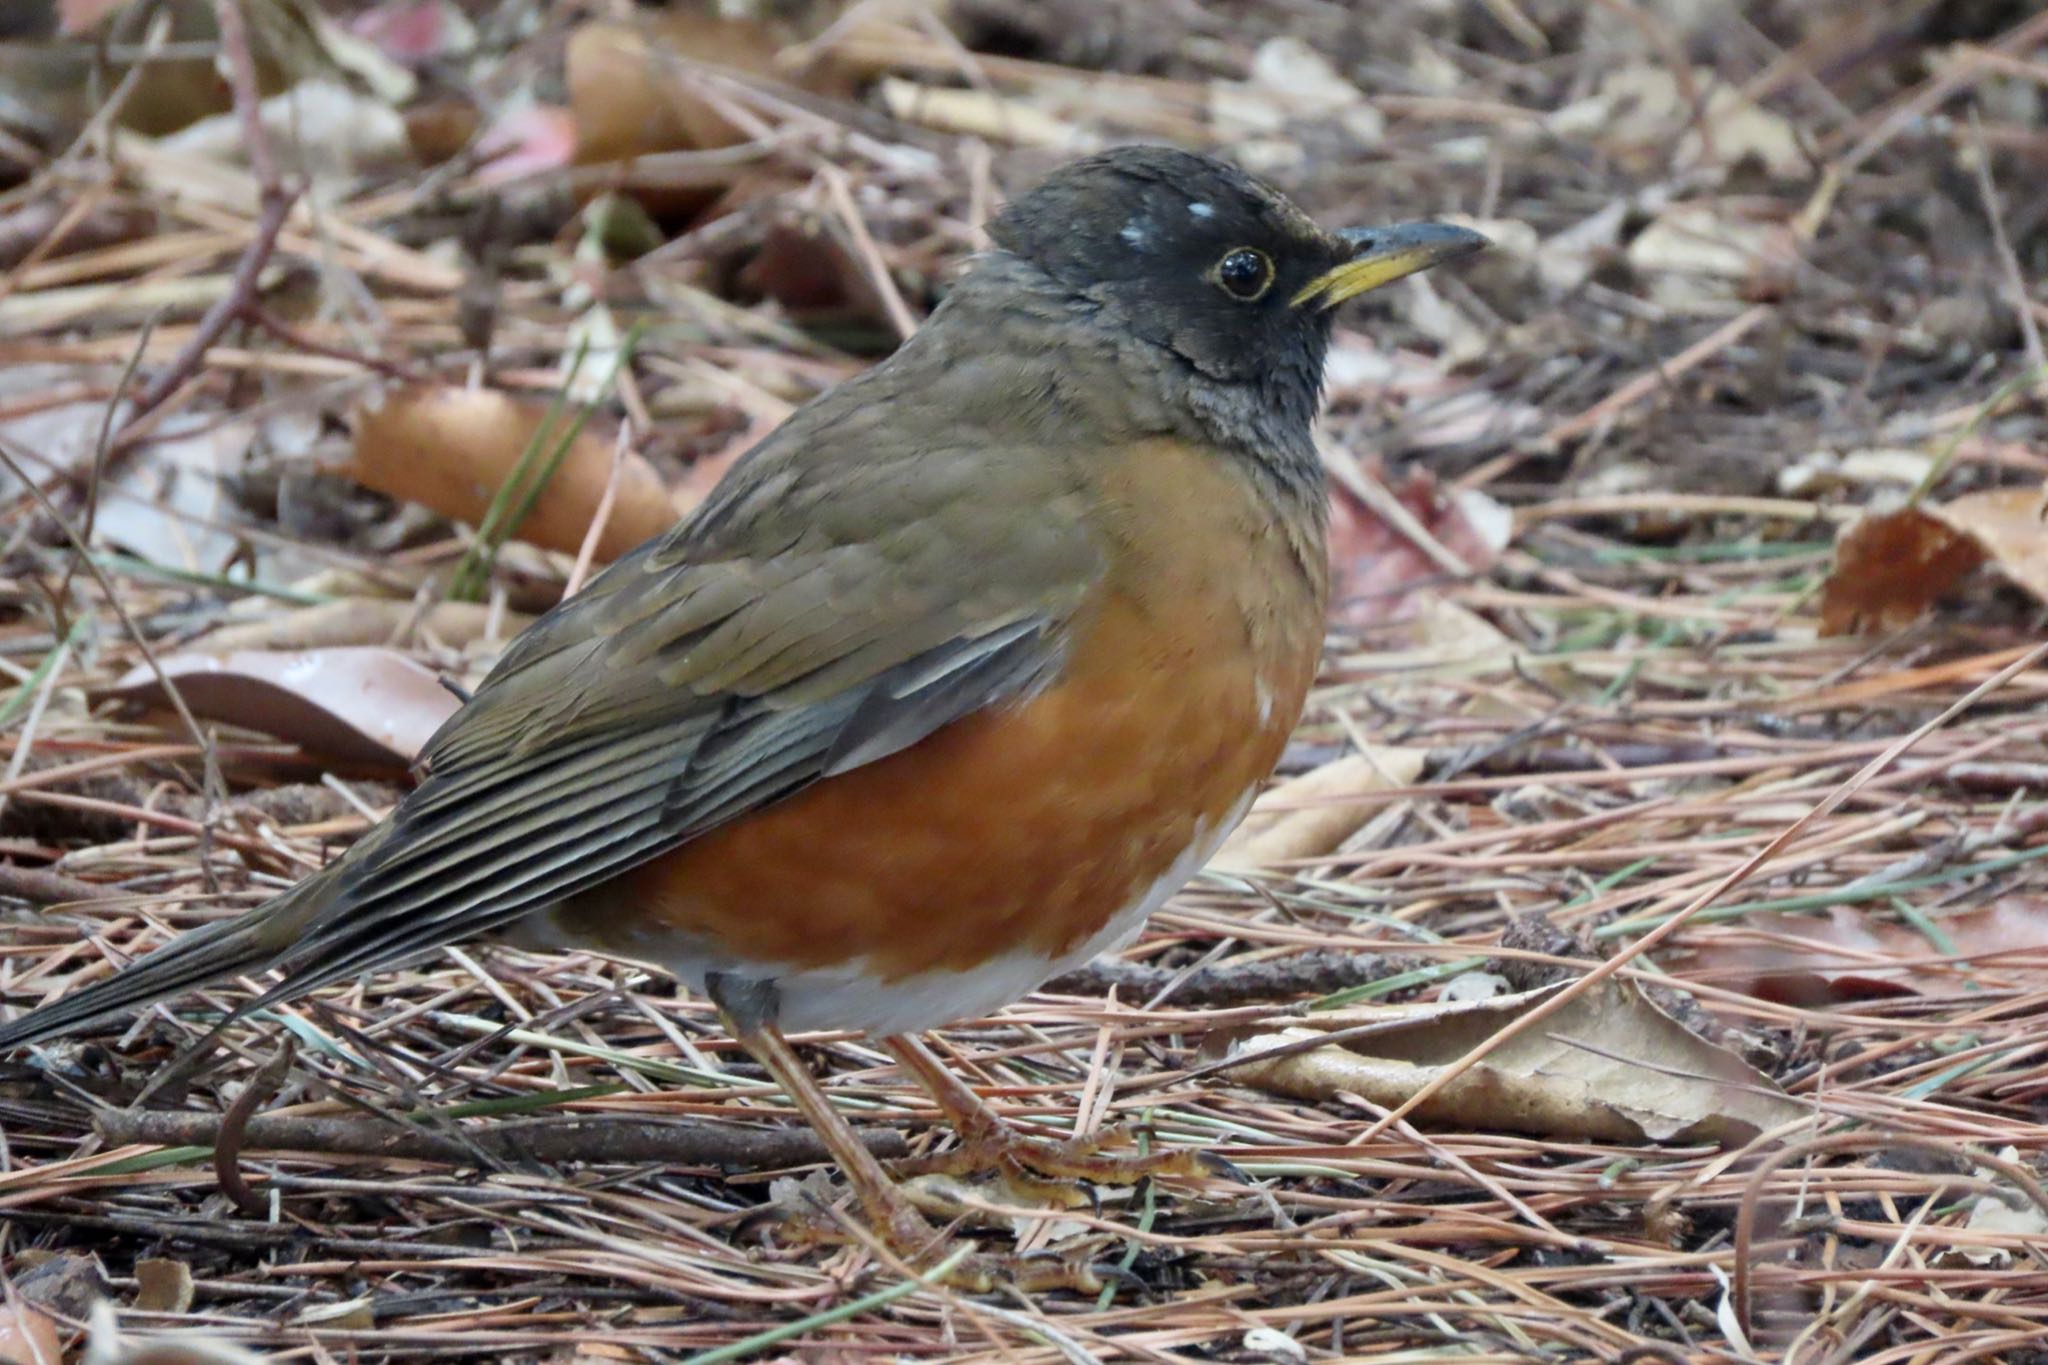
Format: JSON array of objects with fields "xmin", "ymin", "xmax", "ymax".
[
  {"xmin": 1120, "ymin": 218, "xmax": 1149, "ymax": 249},
  {"xmin": 1188, "ymin": 201, "xmax": 1214, "ymax": 220}
]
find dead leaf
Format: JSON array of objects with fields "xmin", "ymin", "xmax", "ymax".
[
  {"xmin": 1209, "ymin": 36, "xmax": 1383, "ymax": 149},
  {"xmin": 475, "ymin": 103, "xmax": 577, "ymax": 184},
  {"xmin": 1230, "ymin": 977, "xmax": 1803, "ymax": 1146},
  {"xmin": 346, "ymin": 386, "xmax": 678, "ymax": 563},
  {"xmin": 0, "ymin": 1305, "xmax": 62, "ymax": 1365},
  {"xmin": 735, "ymin": 220, "xmax": 882, "ymax": 324},
  {"xmin": 1820, "ymin": 485, "xmax": 2048, "ymax": 636},
  {"xmin": 197, "ymin": 600, "xmax": 532, "ymax": 654},
  {"xmin": 1937, "ymin": 485, "xmax": 2048, "ymax": 602},
  {"xmin": 566, "ymin": 13, "xmax": 853, "ymax": 212},
  {"xmin": 1551, "ymin": 66, "xmax": 1806, "ymax": 181},
  {"xmin": 1947, "ymin": 1176, "xmax": 2048, "ymax": 1267},
  {"xmin": 1327, "ymin": 466, "xmax": 1510, "ymax": 628},
  {"xmin": 11, "ymin": 1252, "xmax": 107, "ymax": 1321},
  {"xmin": 1674, "ymin": 899, "xmax": 2048, "ymax": 1005},
  {"xmin": 350, "ymin": 0, "xmax": 475, "ymax": 67},
  {"xmin": 1819, "ymin": 505, "xmax": 1984, "ymax": 635},
  {"xmin": 131, "ymin": 1258, "xmax": 194, "ymax": 1315},
  {"xmin": 1779, "ymin": 447, "xmax": 1934, "ymax": 497},
  {"xmin": 1627, "ymin": 202, "xmax": 1798, "ymax": 309},
  {"xmin": 101, "ymin": 647, "xmax": 460, "ymax": 767},
  {"xmin": 1215, "ymin": 748, "xmax": 1428, "ymax": 869}
]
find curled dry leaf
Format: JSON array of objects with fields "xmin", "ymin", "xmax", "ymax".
[
  {"xmin": 102, "ymin": 648, "xmax": 460, "ymax": 768},
  {"xmin": 1820, "ymin": 484, "xmax": 2048, "ymax": 636},
  {"xmin": 347, "ymin": 386, "xmax": 678, "ymax": 563},
  {"xmin": 1215, "ymin": 747, "xmax": 1428, "ymax": 869},
  {"xmin": 1674, "ymin": 899, "xmax": 2048, "ymax": 1005},
  {"xmin": 1230, "ymin": 977, "xmax": 1803, "ymax": 1146}
]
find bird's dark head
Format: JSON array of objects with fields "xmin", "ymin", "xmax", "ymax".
[{"xmin": 986, "ymin": 146, "xmax": 1486, "ymax": 455}]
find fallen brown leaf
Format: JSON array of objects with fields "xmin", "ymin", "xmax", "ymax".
[
  {"xmin": 1820, "ymin": 484, "xmax": 2048, "ymax": 635},
  {"xmin": 346, "ymin": 386, "xmax": 678, "ymax": 562},
  {"xmin": 1675, "ymin": 899, "xmax": 2048, "ymax": 1005},
  {"xmin": 102, "ymin": 647, "xmax": 460, "ymax": 768},
  {"xmin": 1231, "ymin": 977, "xmax": 1802, "ymax": 1146}
]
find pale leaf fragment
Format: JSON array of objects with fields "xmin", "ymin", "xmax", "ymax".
[
  {"xmin": 1231, "ymin": 978, "xmax": 1803, "ymax": 1146},
  {"xmin": 1216, "ymin": 747, "xmax": 1428, "ymax": 870}
]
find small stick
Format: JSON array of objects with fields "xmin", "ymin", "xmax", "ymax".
[
  {"xmin": 565, "ymin": 424, "xmax": 631, "ymax": 598},
  {"xmin": 95, "ymin": 1109, "xmax": 910, "ymax": 1168},
  {"xmin": 0, "ymin": 864, "xmax": 121, "ymax": 906},
  {"xmin": 215, "ymin": 1034, "xmax": 296, "ymax": 1218},
  {"xmin": 119, "ymin": 0, "xmax": 299, "ymax": 435},
  {"xmin": 1965, "ymin": 108, "xmax": 2047, "ymax": 380}
]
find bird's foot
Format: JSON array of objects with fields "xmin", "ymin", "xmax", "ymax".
[
  {"xmin": 894, "ymin": 1119, "xmax": 1234, "ymax": 1190},
  {"xmin": 766, "ymin": 1195, "xmax": 1127, "ymax": 1294}
]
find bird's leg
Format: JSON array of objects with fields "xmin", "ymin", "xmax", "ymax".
[
  {"xmin": 708, "ymin": 976, "xmax": 1108, "ymax": 1293},
  {"xmin": 882, "ymin": 1032, "xmax": 1228, "ymax": 1187},
  {"xmin": 707, "ymin": 973, "xmax": 937, "ymax": 1255},
  {"xmin": 723, "ymin": 1012, "xmax": 943, "ymax": 1253}
]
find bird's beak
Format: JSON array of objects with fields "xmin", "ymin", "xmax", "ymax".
[{"xmin": 1291, "ymin": 222, "xmax": 1490, "ymax": 310}]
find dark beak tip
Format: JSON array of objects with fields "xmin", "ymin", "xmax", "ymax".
[{"xmin": 1340, "ymin": 221, "xmax": 1492, "ymax": 261}]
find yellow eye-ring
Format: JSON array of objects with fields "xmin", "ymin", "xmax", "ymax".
[{"xmin": 1213, "ymin": 246, "xmax": 1275, "ymax": 301}]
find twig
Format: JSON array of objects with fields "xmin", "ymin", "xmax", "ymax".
[
  {"xmin": 246, "ymin": 307, "xmax": 427, "ymax": 386},
  {"xmin": 819, "ymin": 164, "xmax": 919, "ymax": 342},
  {"xmin": 94, "ymin": 1110, "xmax": 910, "ymax": 1168},
  {"xmin": 116, "ymin": 0, "xmax": 300, "ymax": 437},
  {"xmin": 1965, "ymin": 107, "xmax": 2047, "ymax": 381},
  {"xmin": 1042, "ymin": 951, "xmax": 1416, "ymax": 1007},
  {"xmin": 215, "ymin": 1035, "xmax": 295, "ymax": 1218},
  {"xmin": 565, "ymin": 423, "xmax": 631, "ymax": 598},
  {"xmin": 0, "ymin": 864, "xmax": 121, "ymax": 906}
]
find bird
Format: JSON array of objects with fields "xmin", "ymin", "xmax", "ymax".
[{"xmin": 0, "ymin": 146, "xmax": 1483, "ymax": 1285}]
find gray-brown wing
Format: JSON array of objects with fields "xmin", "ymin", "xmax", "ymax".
[{"xmin": 243, "ymin": 436, "xmax": 1102, "ymax": 1000}]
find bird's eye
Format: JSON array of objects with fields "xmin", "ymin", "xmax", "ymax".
[{"xmin": 1213, "ymin": 247, "xmax": 1275, "ymax": 301}]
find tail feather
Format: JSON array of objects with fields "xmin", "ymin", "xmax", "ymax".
[
  {"xmin": 0, "ymin": 844, "xmax": 362, "ymax": 1050},
  {"xmin": 0, "ymin": 911, "xmax": 285, "ymax": 1049}
]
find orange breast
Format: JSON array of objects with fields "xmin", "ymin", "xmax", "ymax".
[{"xmin": 552, "ymin": 440, "xmax": 1326, "ymax": 982}]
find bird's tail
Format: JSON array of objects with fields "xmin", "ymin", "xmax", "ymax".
[{"xmin": 0, "ymin": 832, "xmax": 374, "ymax": 1051}]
